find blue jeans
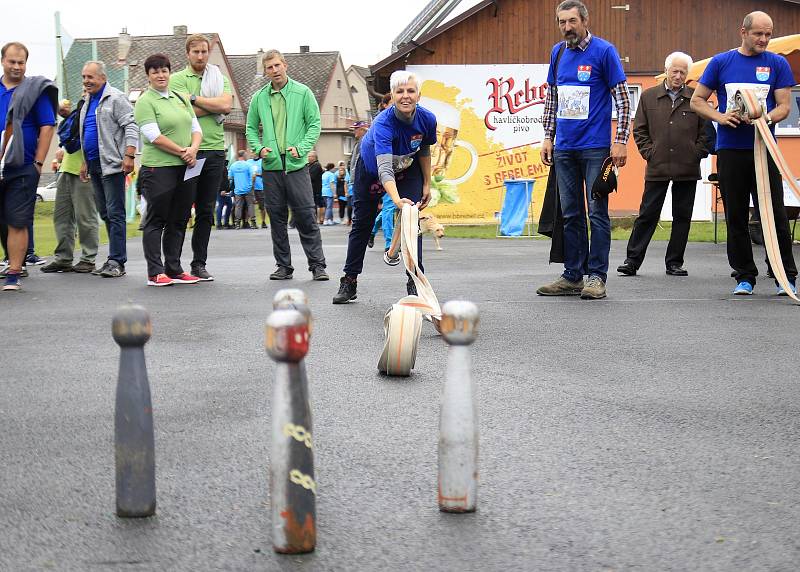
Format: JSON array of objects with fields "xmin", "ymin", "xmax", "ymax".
[
  {"xmin": 87, "ymin": 159, "xmax": 127, "ymax": 265},
  {"xmin": 324, "ymin": 196, "xmax": 334, "ymax": 222},
  {"xmin": 216, "ymin": 193, "xmax": 233, "ymax": 226},
  {"xmin": 553, "ymin": 147, "xmax": 610, "ymax": 282}
]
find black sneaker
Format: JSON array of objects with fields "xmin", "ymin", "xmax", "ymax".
[
  {"xmin": 261, "ymin": 222, "xmax": 268, "ymax": 229},
  {"xmin": 332, "ymin": 276, "xmax": 357, "ymax": 304},
  {"xmin": 41, "ymin": 260, "xmax": 74, "ymax": 273},
  {"xmin": 368, "ymin": 234, "xmax": 375, "ymax": 248},
  {"xmin": 25, "ymin": 254, "xmax": 46, "ymax": 265},
  {"xmin": 191, "ymin": 265, "xmax": 215, "ymax": 282},
  {"xmin": 92, "ymin": 261, "xmax": 110, "ymax": 276},
  {"xmin": 406, "ymin": 275, "xmax": 417, "ymax": 296},
  {"xmin": 100, "ymin": 260, "xmax": 126, "ymax": 278},
  {"xmin": 312, "ymin": 267, "xmax": 329, "ymax": 281},
  {"xmin": 616, "ymin": 261, "xmax": 637, "ymax": 276},
  {"xmin": 269, "ymin": 266, "xmax": 294, "ymax": 280}
]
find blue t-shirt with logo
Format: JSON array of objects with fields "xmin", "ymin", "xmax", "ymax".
[
  {"xmin": 82, "ymin": 84, "xmax": 105, "ymax": 161},
  {"xmin": 698, "ymin": 50, "xmax": 795, "ymax": 151},
  {"xmin": 0, "ymin": 79, "xmax": 57, "ymax": 165},
  {"xmin": 247, "ymin": 158, "xmax": 263, "ymax": 191},
  {"xmin": 547, "ymin": 36, "xmax": 626, "ymax": 150},
  {"xmin": 229, "ymin": 159, "xmax": 253, "ymax": 195},
  {"xmin": 359, "ymin": 105, "xmax": 437, "ymax": 179}
]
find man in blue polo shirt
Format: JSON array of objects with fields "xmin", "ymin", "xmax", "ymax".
[
  {"xmin": 536, "ymin": 0, "xmax": 631, "ymax": 300},
  {"xmin": 691, "ymin": 10, "xmax": 797, "ymax": 296},
  {"xmin": 0, "ymin": 42, "xmax": 57, "ymax": 292}
]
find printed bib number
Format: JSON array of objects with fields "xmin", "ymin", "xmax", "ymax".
[{"xmin": 557, "ymin": 85, "xmax": 591, "ymax": 120}]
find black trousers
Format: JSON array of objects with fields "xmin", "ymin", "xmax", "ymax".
[
  {"xmin": 625, "ymin": 179, "xmax": 696, "ymax": 269},
  {"xmin": 718, "ymin": 149, "xmax": 797, "ymax": 286},
  {"xmin": 343, "ymin": 157, "xmax": 423, "ymax": 277},
  {"xmin": 139, "ymin": 165, "xmax": 197, "ymax": 277},
  {"xmin": 262, "ymin": 167, "xmax": 326, "ymax": 272},
  {"xmin": 191, "ymin": 150, "xmax": 226, "ymax": 268}
]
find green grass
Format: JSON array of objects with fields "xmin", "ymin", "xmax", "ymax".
[
  {"xmin": 32, "ymin": 201, "xmax": 142, "ymax": 257},
  {"xmin": 444, "ymin": 220, "xmax": 729, "ymax": 242},
  {"xmin": 31, "ymin": 202, "xmax": 731, "ymax": 256}
]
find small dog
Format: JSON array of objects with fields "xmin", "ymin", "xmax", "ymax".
[{"xmin": 419, "ymin": 213, "xmax": 445, "ymax": 250}]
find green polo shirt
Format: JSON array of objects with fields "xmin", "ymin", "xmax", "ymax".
[
  {"xmin": 60, "ymin": 149, "xmax": 83, "ymax": 176},
  {"xmin": 169, "ymin": 66, "xmax": 232, "ymax": 151},
  {"xmin": 134, "ymin": 88, "xmax": 196, "ymax": 167},
  {"xmin": 269, "ymin": 83, "xmax": 288, "ymax": 154}
]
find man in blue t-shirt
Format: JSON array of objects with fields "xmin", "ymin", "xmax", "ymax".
[
  {"xmin": 333, "ymin": 70, "xmax": 437, "ymax": 304},
  {"xmin": 0, "ymin": 42, "xmax": 57, "ymax": 292},
  {"xmin": 229, "ymin": 150, "xmax": 256, "ymax": 229},
  {"xmin": 537, "ymin": 0, "xmax": 631, "ymax": 300},
  {"xmin": 691, "ymin": 10, "xmax": 797, "ymax": 296}
]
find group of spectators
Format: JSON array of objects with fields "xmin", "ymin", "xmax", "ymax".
[
  {"xmin": 0, "ymin": 36, "xmax": 334, "ymax": 290},
  {"xmin": 536, "ymin": 2, "xmax": 797, "ymax": 299},
  {"xmin": 2, "ymin": 2, "xmax": 795, "ymax": 300}
]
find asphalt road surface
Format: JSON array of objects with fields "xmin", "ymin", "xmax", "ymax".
[{"xmin": 2, "ymin": 225, "xmax": 798, "ymax": 571}]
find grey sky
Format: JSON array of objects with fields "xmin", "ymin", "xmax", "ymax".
[{"xmin": 0, "ymin": 0, "xmax": 434, "ymax": 79}]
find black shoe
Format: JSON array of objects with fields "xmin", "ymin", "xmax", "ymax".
[
  {"xmin": 216, "ymin": 225, "xmax": 223, "ymax": 230},
  {"xmin": 269, "ymin": 266, "xmax": 294, "ymax": 280},
  {"xmin": 367, "ymin": 234, "xmax": 375, "ymax": 248},
  {"xmin": 40, "ymin": 260, "xmax": 74, "ymax": 273},
  {"xmin": 312, "ymin": 267, "xmax": 329, "ymax": 281},
  {"xmin": 191, "ymin": 265, "xmax": 214, "ymax": 282},
  {"xmin": 100, "ymin": 260, "xmax": 126, "ymax": 278},
  {"xmin": 225, "ymin": 224, "xmax": 235, "ymax": 229},
  {"xmin": 666, "ymin": 264, "xmax": 688, "ymax": 276},
  {"xmin": 261, "ymin": 222, "xmax": 268, "ymax": 229},
  {"xmin": 617, "ymin": 261, "xmax": 637, "ymax": 276},
  {"xmin": 332, "ymin": 276, "xmax": 357, "ymax": 304},
  {"xmin": 406, "ymin": 275, "xmax": 417, "ymax": 296}
]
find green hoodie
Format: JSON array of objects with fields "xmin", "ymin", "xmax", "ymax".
[{"xmin": 246, "ymin": 78, "xmax": 321, "ymax": 173}]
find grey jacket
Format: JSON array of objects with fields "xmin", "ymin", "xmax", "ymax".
[
  {"xmin": 79, "ymin": 84, "xmax": 139, "ymax": 176},
  {"xmin": 3, "ymin": 75, "xmax": 58, "ymax": 169}
]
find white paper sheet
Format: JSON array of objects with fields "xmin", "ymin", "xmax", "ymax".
[{"xmin": 184, "ymin": 158, "xmax": 206, "ymax": 181}]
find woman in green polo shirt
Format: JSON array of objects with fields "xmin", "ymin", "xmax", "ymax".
[{"xmin": 134, "ymin": 53, "xmax": 203, "ymax": 287}]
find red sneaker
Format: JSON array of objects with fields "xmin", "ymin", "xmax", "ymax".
[
  {"xmin": 147, "ymin": 273, "xmax": 174, "ymax": 287},
  {"xmin": 169, "ymin": 272, "xmax": 200, "ymax": 284}
]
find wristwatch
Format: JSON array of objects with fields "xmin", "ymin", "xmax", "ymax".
[
  {"xmin": 190, "ymin": 94, "xmax": 197, "ymax": 105},
  {"xmin": 33, "ymin": 160, "xmax": 43, "ymax": 167},
  {"xmin": 765, "ymin": 113, "xmax": 773, "ymax": 126}
]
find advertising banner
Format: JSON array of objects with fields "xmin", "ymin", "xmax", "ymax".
[{"xmin": 408, "ymin": 64, "xmax": 551, "ymax": 224}]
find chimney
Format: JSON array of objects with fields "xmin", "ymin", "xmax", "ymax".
[
  {"xmin": 257, "ymin": 48, "xmax": 264, "ymax": 75},
  {"xmin": 118, "ymin": 28, "xmax": 132, "ymax": 63},
  {"xmin": 300, "ymin": 45, "xmax": 310, "ymax": 53},
  {"xmin": 173, "ymin": 25, "xmax": 188, "ymax": 36}
]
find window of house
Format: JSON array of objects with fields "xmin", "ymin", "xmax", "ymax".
[
  {"xmin": 337, "ymin": 79, "xmax": 342, "ymax": 89},
  {"xmin": 351, "ymin": 85, "xmax": 358, "ymax": 93},
  {"xmin": 611, "ymin": 84, "xmax": 641, "ymax": 119},
  {"xmin": 343, "ymin": 135, "xmax": 355, "ymax": 155},
  {"xmin": 334, "ymin": 105, "xmax": 339, "ymax": 119},
  {"xmin": 776, "ymin": 87, "xmax": 800, "ymax": 136}
]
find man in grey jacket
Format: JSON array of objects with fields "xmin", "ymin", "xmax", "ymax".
[{"xmin": 78, "ymin": 61, "xmax": 138, "ymax": 278}]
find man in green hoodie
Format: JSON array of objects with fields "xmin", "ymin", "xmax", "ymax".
[{"xmin": 246, "ymin": 49, "xmax": 328, "ymax": 281}]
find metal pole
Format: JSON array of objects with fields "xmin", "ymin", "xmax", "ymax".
[
  {"xmin": 112, "ymin": 304, "xmax": 156, "ymax": 518},
  {"xmin": 438, "ymin": 300, "xmax": 479, "ymax": 513},
  {"xmin": 266, "ymin": 309, "xmax": 316, "ymax": 553}
]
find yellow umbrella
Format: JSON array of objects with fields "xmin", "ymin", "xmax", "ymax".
[{"xmin": 655, "ymin": 33, "xmax": 800, "ymax": 85}]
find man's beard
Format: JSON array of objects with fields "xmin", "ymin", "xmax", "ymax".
[{"xmin": 564, "ymin": 33, "xmax": 580, "ymax": 48}]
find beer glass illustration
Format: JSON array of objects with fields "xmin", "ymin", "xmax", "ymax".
[{"xmin": 420, "ymin": 97, "xmax": 478, "ymax": 185}]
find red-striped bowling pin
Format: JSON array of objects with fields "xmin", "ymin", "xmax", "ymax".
[{"xmin": 266, "ymin": 308, "xmax": 316, "ymax": 553}]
